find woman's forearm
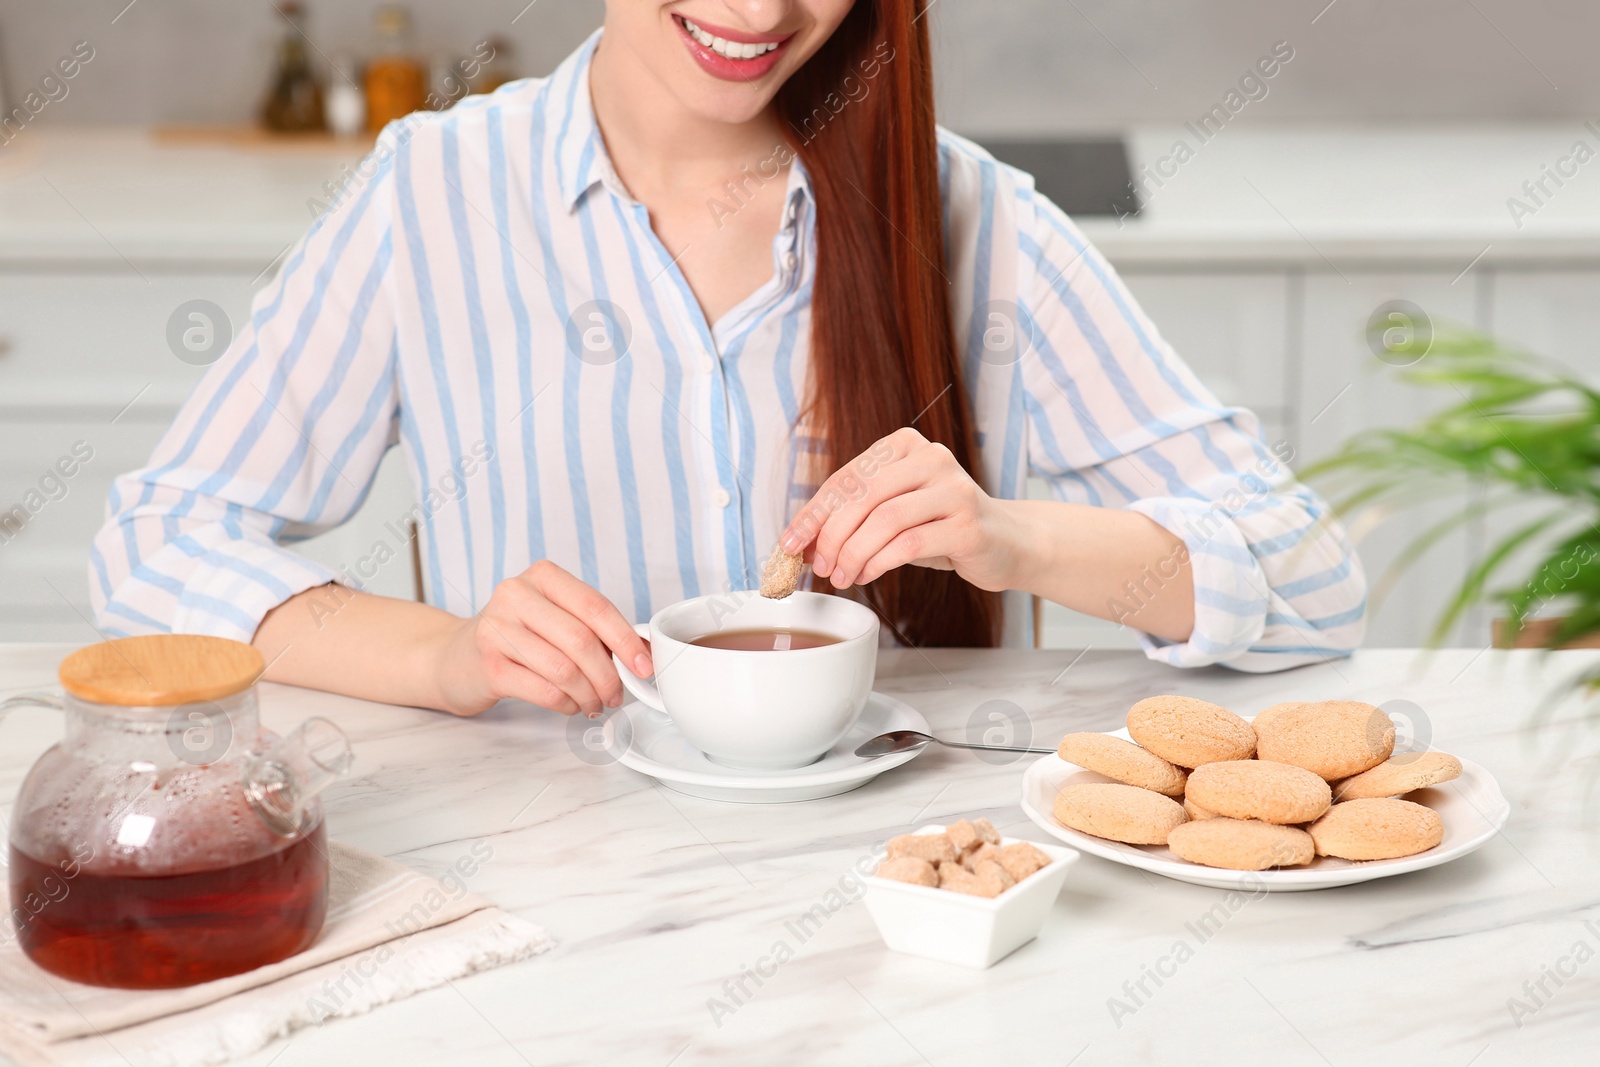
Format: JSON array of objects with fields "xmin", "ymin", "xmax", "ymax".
[
  {"xmin": 253, "ymin": 585, "xmax": 463, "ymax": 710},
  {"xmin": 252, "ymin": 562, "xmax": 655, "ymax": 717},
  {"xmin": 997, "ymin": 500, "xmax": 1196, "ymax": 643}
]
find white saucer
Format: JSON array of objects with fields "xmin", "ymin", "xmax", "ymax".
[
  {"xmin": 1019, "ymin": 728, "xmax": 1511, "ymax": 892},
  {"xmin": 608, "ymin": 691, "xmax": 929, "ymax": 803}
]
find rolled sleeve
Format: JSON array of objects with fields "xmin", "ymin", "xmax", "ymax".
[
  {"xmin": 1126, "ymin": 496, "xmax": 1269, "ymax": 668},
  {"xmin": 171, "ymin": 535, "xmax": 344, "ymax": 643}
]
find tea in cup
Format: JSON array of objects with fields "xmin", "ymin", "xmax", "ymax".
[{"xmin": 614, "ymin": 591, "xmax": 878, "ymax": 770}]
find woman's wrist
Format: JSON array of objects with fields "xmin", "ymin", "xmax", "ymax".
[
  {"xmin": 982, "ymin": 499, "xmax": 1196, "ymax": 643},
  {"xmin": 419, "ymin": 604, "xmax": 508, "ymax": 716},
  {"xmin": 984, "ymin": 497, "xmax": 1064, "ymax": 596}
]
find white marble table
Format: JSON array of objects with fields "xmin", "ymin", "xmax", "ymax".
[{"xmin": 3, "ymin": 644, "xmax": 1598, "ymax": 1067}]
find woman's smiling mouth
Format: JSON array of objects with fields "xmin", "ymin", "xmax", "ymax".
[{"xmin": 672, "ymin": 13, "xmax": 793, "ymax": 80}]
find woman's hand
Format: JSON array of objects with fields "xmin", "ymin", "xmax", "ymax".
[
  {"xmin": 432, "ymin": 560, "xmax": 653, "ymax": 718},
  {"xmin": 779, "ymin": 427, "xmax": 1027, "ymax": 593}
]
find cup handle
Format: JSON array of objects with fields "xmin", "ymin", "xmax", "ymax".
[{"xmin": 613, "ymin": 623, "xmax": 668, "ymax": 715}]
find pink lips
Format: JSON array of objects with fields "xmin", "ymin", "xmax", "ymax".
[{"xmin": 673, "ymin": 13, "xmax": 794, "ymax": 82}]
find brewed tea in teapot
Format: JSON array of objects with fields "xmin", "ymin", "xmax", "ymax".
[{"xmin": 3, "ymin": 635, "xmax": 352, "ymax": 988}]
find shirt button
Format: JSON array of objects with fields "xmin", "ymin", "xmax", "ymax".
[
  {"xmin": 701, "ymin": 354, "xmax": 715, "ymax": 374},
  {"xmin": 713, "ymin": 488, "xmax": 732, "ymax": 508},
  {"xmin": 784, "ymin": 251, "xmax": 797, "ymax": 272}
]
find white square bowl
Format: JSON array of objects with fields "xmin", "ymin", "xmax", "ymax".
[{"xmin": 862, "ymin": 824, "xmax": 1080, "ymax": 968}]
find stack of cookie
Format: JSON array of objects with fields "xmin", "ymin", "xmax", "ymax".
[{"xmin": 1052, "ymin": 696, "xmax": 1463, "ymax": 871}]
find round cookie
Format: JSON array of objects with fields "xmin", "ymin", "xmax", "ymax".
[
  {"xmin": 1053, "ymin": 783, "xmax": 1187, "ymax": 845},
  {"xmin": 1184, "ymin": 797, "xmax": 1220, "ymax": 821},
  {"xmin": 1167, "ymin": 818, "xmax": 1315, "ymax": 871},
  {"xmin": 1308, "ymin": 798, "xmax": 1443, "ymax": 860},
  {"xmin": 1057, "ymin": 732, "xmax": 1188, "ymax": 797},
  {"xmin": 1334, "ymin": 752, "xmax": 1463, "ymax": 801},
  {"xmin": 1126, "ymin": 696, "xmax": 1256, "ymax": 768},
  {"xmin": 1254, "ymin": 700, "xmax": 1395, "ymax": 781},
  {"xmin": 1249, "ymin": 702, "xmax": 1301, "ymax": 733},
  {"xmin": 1185, "ymin": 759, "xmax": 1332, "ymax": 825}
]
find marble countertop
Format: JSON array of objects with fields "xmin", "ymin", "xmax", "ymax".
[
  {"xmin": 8, "ymin": 125, "xmax": 1600, "ymax": 269},
  {"xmin": 1081, "ymin": 126, "xmax": 1600, "ymax": 267},
  {"xmin": 4, "ymin": 643, "xmax": 1600, "ymax": 1066},
  {"xmin": 0, "ymin": 129, "xmax": 363, "ymax": 269}
]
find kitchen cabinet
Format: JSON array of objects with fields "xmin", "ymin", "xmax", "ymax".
[
  {"xmin": 1296, "ymin": 272, "xmax": 1481, "ymax": 649},
  {"xmin": 1488, "ymin": 269, "xmax": 1600, "ymax": 373},
  {"xmin": 0, "ymin": 269, "xmax": 417, "ymax": 642},
  {"xmin": 0, "ymin": 271, "xmax": 241, "ymax": 413}
]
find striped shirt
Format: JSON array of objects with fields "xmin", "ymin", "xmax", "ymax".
[{"xmin": 91, "ymin": 30, "xmax": 1367, "ymax": 672}]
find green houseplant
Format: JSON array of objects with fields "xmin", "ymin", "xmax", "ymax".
[{"xmin": 1304, "ymin": 324, "xmax": 1600, "ymax": 691}]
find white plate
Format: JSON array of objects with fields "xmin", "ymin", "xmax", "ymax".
[
  {"xmin": 1019, "ymin": 728, "xmax": 1511, "ymax": 892},
  {"xmin": 611, "ymin": 691, "xmax": 929, "ymax": 803}
]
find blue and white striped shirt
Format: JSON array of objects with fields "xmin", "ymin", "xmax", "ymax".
[{"xmin": 91, "ymin": 31, "xmax": 1366, "ymax": 671}]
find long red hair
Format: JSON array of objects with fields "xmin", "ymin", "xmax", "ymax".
[{"xmin": 776, "ymin": 0, "xmax": 1001, "ymax": 647}]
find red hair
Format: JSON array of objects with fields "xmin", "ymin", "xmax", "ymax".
[{"xmin": 776, "ymin": 0, "xmax": 1001, "ymax": 647}]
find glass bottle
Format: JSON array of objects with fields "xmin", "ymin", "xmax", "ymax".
[
  {"xmin": 365, "ymin": 5, "xmax": 426, "ymax": 133},
  {"xmin": 260, "ymin": 1, "xmax": 326, "ymax": 133}
]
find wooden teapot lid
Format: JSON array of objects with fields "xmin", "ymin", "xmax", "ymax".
[{"xmin": 58, "ymin": 635, "xmax": 265, "ymax": 706}]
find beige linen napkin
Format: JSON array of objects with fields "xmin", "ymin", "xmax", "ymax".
[{"xmin": 0, "ymin": 841, "xmax": 552, "ymax": 1067}]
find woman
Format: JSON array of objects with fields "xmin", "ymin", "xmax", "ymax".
[{"xmin": 92, "ymin": 1, "xmax": 1365, "ymax": 718}]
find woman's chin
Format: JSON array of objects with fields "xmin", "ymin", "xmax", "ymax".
[{"xmin": 667, "ymin": 77, "xmax": 784, "ymax": 129}]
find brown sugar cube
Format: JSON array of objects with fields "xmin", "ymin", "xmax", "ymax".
[
  {"xmin": 875, "ymin": 857, "xmax": 938, "ymax": 887},
  {"xmin": 961, "ymin": 841, "xmax": 1001, "ymax": 871},
  {"xmin": 759, "ymin": 546, "xmax": 805, "ymax": 599},
  {"xmin": 887, "ymin": 833, "xmax": 957, "ymax": 865},
  {"xmin": 995, "ymin": 841, "xmax": 1052, "ymax": 883},
  {"xmin": 970, "ymin": 817, "xmax": 1001, "ymax": 845},
  {"xmin": 947, "ymin": 819, "xmax": 982, "ymax": 853},
  {"xmin": 972, "ymin": 859, "xmax": 1017, "ymax": 896},
  {"xmin": 940, "ymin": 862, "xmax": 1002, "ymax": 898}
]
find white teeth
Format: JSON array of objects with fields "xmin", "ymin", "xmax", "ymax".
[{"xmin": 680, "ymin": 17, "xmax": 778, "ymax": 59}]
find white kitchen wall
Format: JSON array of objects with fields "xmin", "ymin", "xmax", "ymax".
[{"xmin": 3, "ymin": 1, "xmax": 1598, "ymax": 131}]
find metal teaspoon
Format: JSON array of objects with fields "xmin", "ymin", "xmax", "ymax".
[{"xmin": 854, "ymin": 730, "xmax": 1055, "ymax": 759}]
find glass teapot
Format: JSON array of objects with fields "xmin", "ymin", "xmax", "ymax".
[{"xmin": 2, "ymin": 634, "xmax": 352, "ymax": 989}]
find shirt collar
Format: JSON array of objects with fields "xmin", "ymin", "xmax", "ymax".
[
  {"xmin": 552, "ymin": 30, "xmax": 611, "ymax": 212},
  {"xmin": 551, "ymin": 28, "xmax": 815, "ymax": 221}
]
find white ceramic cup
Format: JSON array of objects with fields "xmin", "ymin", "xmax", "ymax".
[{"xmin": 613, "ymin": 591, "xmax": 879, "ymax": 771}]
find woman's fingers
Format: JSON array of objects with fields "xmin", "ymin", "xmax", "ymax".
[
  {"xmin": 532, "ymin": 560, "xmax": 653, "ymax": 677},
  {"xmin": 781, "ymin": 430, "xmax": 913, "ymax": 557},
  {"xmin": 517, "ymin": 596, "xmax": 627, "ymax": 712},
  {"xmin": 483, "ymin": 617, "xmax": 604, "ymax": 714},
  {"xmin": 460, "ymin": 561, "xmax": 651, "ymax": 718},
  {"xmin": 800, "ymin": 444, "xmax": 934, "ymax": 585},
  {"xmin": 495, "ymin": 662, "xmax": 581, "ymax": 716},
  {"xmin": 825, "ymin": 487, "xmax": 952, "ymax": 588},
  {"xmin": 479, "ymin": 634, "xmax": 581, "ymax": 716},
  {"xmin": 855, "ymin": 518, "xmax": 965, "ymax": 587}
]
